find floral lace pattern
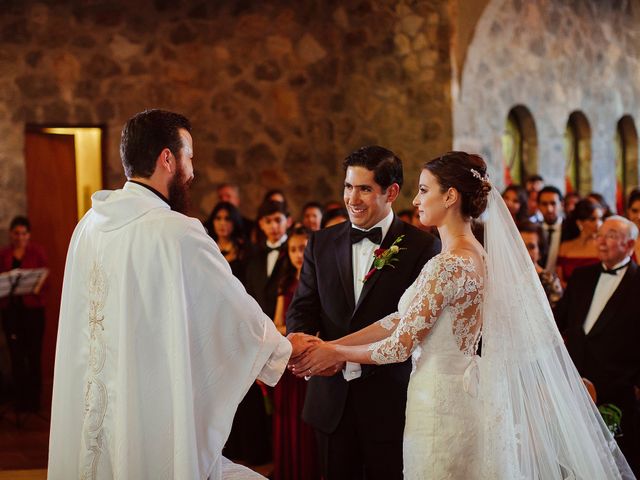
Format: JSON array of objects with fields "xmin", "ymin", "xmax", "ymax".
[
  {"xmin": 368, "ymin": 252, "xmax": 483, "ymax": 364},
  {"xmin": 80, "ymin": 261, "xmax": 109, "ymax": 480}
]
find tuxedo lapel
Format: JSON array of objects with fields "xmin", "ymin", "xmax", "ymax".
[
  {"xmin": 334, "ymin": 223, "xmax": 355, "ymax": 313},
  {"xmin": 588, "ymin": 261, "xmax": 637, "ymax": 337},
  {"xmin": 353, "ymin": 216, "xmax": 404, "ymax": 315}
]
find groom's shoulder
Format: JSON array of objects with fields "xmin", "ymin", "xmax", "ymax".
[{"xmin": 311, "ymin": 221, "xmax": 349, "ymax": 243}]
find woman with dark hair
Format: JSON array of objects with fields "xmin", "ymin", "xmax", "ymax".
[
  {"xmin": 587, "ymin": 191, "xmax": 613, "ymax": 218},
  {"xmin": 203, "ymin": 202, "xmax": 248, "ymax": 282},
  {"xmin": 272, "ymin": 226, "xmax": 319, "ymax": 480},
  {"xmin": 291, "ymin": 152, "xmax": 633, "ymax": 478},
  {"xmin": 556, "ymin": 198, "xmax": 603, "ymax": 286},
  {"xmin": 518, "ymin": 221, "xmax": 563, "ymax": 308},
  {"xmin": 0, "ymin": 216, "xmax": 48, "ymax": 413},
  {"xmin": 502, "ymin": 184, "xmax": 529, "ymax": 225},
  {"xmin": 627, "ymin": 188, "xmax": 640, "ymax": 261}
]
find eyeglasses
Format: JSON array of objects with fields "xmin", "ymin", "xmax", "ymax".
[{"xmin": 595, "ymin": 232, "xmax": 622, "ymax": 241}]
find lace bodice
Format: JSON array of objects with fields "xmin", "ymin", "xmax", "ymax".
[{"xmin": 368, "ymin": 252, "xmax": 484, "ymax": 364}]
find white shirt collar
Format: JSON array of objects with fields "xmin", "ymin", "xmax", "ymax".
[
  {"xmin": 266, "ymin": 234, "xmax": 288, "ymax": 250},
  {"xmin": 601, "ymin": 257, "xmax": 631, "ymax": 273}
]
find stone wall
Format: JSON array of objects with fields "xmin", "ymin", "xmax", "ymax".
[
  {"xmin": 453, "ymin": 0, "xmax": 640, "ymax": 205},
  {"xmin": 0, "ymin": 0, "xmax": 454, "ymax": 237}
]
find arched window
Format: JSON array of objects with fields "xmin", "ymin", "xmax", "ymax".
[
  {"xmin": 564, "ymin": 111, "xmax": 591, "ymax": 195},
  {"xmin": 615, "ymin": 115, "xmax": 638, "ymax": 212},
  {"xmin": 502, "ymin": 105, "xmax": 538, "ymax": 185}
]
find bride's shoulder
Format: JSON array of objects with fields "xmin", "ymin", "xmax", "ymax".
[{"xmin": 425, "ymin": 249, "xmax": 484, "ymax": 275}]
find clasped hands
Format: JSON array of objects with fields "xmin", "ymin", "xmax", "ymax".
[{"xmin": 287, "ymin": 332, "xmax": 345, "ymax": 377}]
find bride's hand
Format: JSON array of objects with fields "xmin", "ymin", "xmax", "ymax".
[
  {"xmin": 287, "ymin": 332, "xmax": 321, "ymax": 358},
  {"xmin": 291, "ymin": 343, "xmax": 345, "ymax": 377}
]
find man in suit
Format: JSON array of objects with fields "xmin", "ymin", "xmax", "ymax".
[
  {"xmin": 538, "ymin": 185, "xmax": 565, "ymax": 271},
  {"xmin": 245, "ymin": 199, "xmax": 289, "ymax": 319},
  {"xmin": 555, "ymin": 215, "xmax": 640, "ymax": 474},
  {"xmin": 286, "ymin": 146, "xmax": 441, "ymax": 480}
]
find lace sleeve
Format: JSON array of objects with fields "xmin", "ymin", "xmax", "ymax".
[
  {"xmin": 375, "ymin": 311, "xmax": 401, "ymax": 331},
  {"xmin": 367, "ymin": 253, "xmax": 482, "ymax": 364}
]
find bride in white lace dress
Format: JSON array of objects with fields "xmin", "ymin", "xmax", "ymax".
[{"xmin": 292, "ymin": 152, "xmax": 635, "ymax": 479}]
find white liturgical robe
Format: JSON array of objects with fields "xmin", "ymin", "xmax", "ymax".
[{"xmin": 48, "ymin": 182, "xmax": 292, "ymax": 480}]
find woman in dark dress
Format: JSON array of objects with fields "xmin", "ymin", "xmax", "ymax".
[
  {"xmin": 0, "ymin": 216, "xmax": 48, "ymax": 412},
  {"xmin": 272, "ymin": 226, "xmax": 319, "ymax": 480},
  {"xmin": 203, "ymin": 201, "xmax": 248, "ymax": 282}
]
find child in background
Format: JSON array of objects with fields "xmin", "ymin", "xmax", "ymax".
[{"xmin": 272, "ymin": 226, "xmax": 319, "ymax": 480}]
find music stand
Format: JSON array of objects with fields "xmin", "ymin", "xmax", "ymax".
[
  {"xmin": 0, "ymin": 267, "xmax": 49, "ymax": 428},
  {"xmin": 0, "ymin": 268, "xmax": 49, "ymax": 299}
]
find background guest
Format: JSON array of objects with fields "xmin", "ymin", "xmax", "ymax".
[
  {"xmin": 225, "ymin": 200, "xmax": 291, "ymax": 468},
  {"xmin": 626, "ymin": 188, "xmax": 640, "ymax": 261},
  {"xmin": 203, "ymin": 201, "xmax": 248, "ymax": 282},
  {"xmin": 564, "ymin": 191, "xmax": 581, "ymax": 216},
  {"xmin": 301, "ymin": 202, "xmax": 323, "ymax": 232},
  {"xmin": 525, "ymin": 174, "xmax": 544, "ymax": 222},
  {"xmin": 556, "ymin": 199, "xmax": 603, "ymax": 286},
  {"xmin": 537, "ymin": 185, "xmax": 565, "ymax": 272},
  {"xmin": 320, "ymin": 207, "xmax": 348, "ymax": 228},
  {"xmin": 397, "ymin": 208, "xmax": 413, "ymax": 224},
  {"xmin": 555, "ymin": 216, "xmax": 640, "ymax": 474},
  {"xmin": 518, "ymin": 221, "xmax": 563, "ymax": 309},
  {"xmin": 502, "ymin": 184, "xmax": 529, "ymax": 225},
  {"xmin": 216, "ymin": 182, "xmax": 254, "ymax": 240},
  {"xmin": 587, "ymin": 192, "xmax": 613, "ymax": 218},
  {"xmin": 272, "ymin": 226, "xmax": 319, "ymax": 480},
  {"xmin": 0, "ymin": 216, "xmax": 48, "ymax": 413}
]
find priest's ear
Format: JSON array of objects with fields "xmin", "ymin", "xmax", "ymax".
[{"xmin": 157, "ymin": 148, "xmax": 174, "ymax": 175}]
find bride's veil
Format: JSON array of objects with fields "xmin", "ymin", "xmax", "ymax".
[{"xmin": 480, "ymin": 187, "xmax": 635, "ymax": 479}]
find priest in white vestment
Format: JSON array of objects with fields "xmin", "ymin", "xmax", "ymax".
[{"xmin": 48, "ymin": 110, "xmax": 311, "ymax": 479}]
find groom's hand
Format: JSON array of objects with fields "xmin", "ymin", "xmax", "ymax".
[{"xmin": 287, "ymin": 332, "xmax": 321, "ymax": 358}]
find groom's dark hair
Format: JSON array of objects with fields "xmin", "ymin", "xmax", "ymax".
[{"xmin": 343, "ymin": 145, "xmax": 403, "ymax": 191}]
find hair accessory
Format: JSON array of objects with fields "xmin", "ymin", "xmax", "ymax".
[{"xmin": 470, "ymin": 168, "xmax": 490, "ymax": 183}]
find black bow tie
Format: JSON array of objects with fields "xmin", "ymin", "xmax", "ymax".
[
  {"xmin": 600, "ymin": 263, "xmax": 628, "ymax": 275},
  {"xmin": 350, "ymin": 227, "xmax": 382, "ymax": 245},
  {"xmin": 266, "ymin": 245, "xmax": 282, "ymax": 253}
]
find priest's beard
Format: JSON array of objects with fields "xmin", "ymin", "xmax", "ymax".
[{"xmin": 168, "ymin": 163, "xmax": 193, "ymax": 215}]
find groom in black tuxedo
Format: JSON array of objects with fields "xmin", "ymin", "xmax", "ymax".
[
  {"xmin": 286, "ymin": 146, "xmax": 440, "ymax": 480},
  {"xmin": 555, "ymin": 216, "xmax": 640, "ymax": 474}
]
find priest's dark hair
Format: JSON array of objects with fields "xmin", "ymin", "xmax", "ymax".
[
  {"xmin": 120, "ymin": 109, "xmax": 192, "ymax": 179},
  {"xmin": 343, "ymin": 145, "xmax": 403, "ymax": 190}
]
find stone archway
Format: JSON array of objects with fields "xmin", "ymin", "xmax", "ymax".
[
  {"xmin": 453, "ymin": 0, "xmax": 640, "ymax": 204},
  {"xmin": 565, "ymin": 111, "xmax": 592, "ymax": 195},
  {"xmin": 616, "ymin": 115, "xmax": 639, "ymax": 210}
]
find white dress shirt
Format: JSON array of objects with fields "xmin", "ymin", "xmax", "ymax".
[
  {"xmin": 583, "ymin": 258, "xmax": 630, "ymax": 334},
  {"xmin": 343, "ymin": 210, "xmax": 394, "ymax": 381},
  {"xmin": 543, "ymin": 218, "xmax": 563, "ymax": 272},
  {"xmin": 266, "ymin": 234, "xmax": 288, "ymax": 277}
]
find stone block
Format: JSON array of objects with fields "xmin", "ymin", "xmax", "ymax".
[{"xmin": 296, "ymin": 33, "xmax": 327, "ymax": 65}]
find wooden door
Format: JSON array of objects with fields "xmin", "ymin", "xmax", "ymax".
[{"xmin": 24, "ymin": 132, "xmax": 78, "ymax": 407}]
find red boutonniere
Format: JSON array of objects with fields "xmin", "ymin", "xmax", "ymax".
[{"xmin": 362, "ymin": 235, "xmax": 406, "ymax": 283}]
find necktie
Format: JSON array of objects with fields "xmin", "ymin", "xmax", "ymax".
[
  {"xmin": 546, "ymin": 225, "xmax": 555, "ymax": 245},
  {"xmin": 350, "ymin": 227, "xmax": 382, "ymax": 245},
  {"xmin": 600, "ymin": 263, "xmax": 628, "ymax": 275}
]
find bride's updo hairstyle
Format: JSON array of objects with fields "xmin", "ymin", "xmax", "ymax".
[{"xmin": 424, "ymin": 151, "xmax": 492, "ymax": 219}]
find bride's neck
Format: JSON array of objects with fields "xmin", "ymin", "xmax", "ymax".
[{"xmin": 438, "ymin": 218, "xmax": 474, "ymax": 251}]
